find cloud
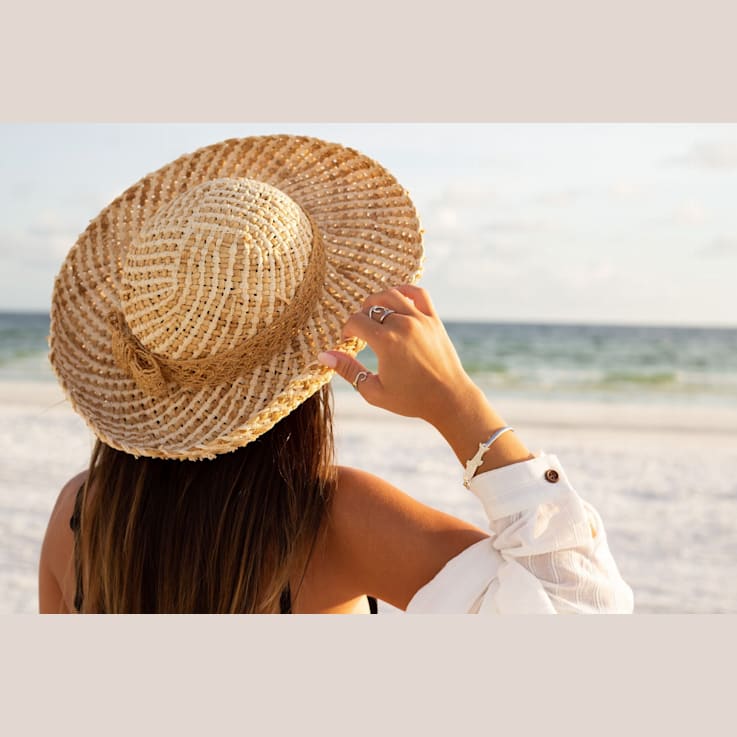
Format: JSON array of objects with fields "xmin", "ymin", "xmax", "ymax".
[
  {"xmin": 421, "ymin": 230, "xmax": 521, "ymax": 273},
  {"xmin": 443, "ymin": 180, "xmax": 498, "ymax": 202},
  {"xmin": 0, "ymin": 210, "xmax": 81, "ymax": 269},
  {"xmin": 698, "ymin": 236, "xmax": 737, "ymax": 258},
  {"xmin": 672, "ymin": 199, "xmax": 707, "ymax": 226},
  {"xmin": 422, "ymin": 254, "xmax": 641, "ymax": 323},
  {"xmin": 555, "ymin": 260, "xmax": 619, "ymax": 289},
  {"xmin": 481, "ymin": 218, "xmax": 556, "ymax": 236},
  {"xmin": 1, "ymin": 232, "xmax": 63, "ymax": 269},
  {"xmin": 666, "ymin": 140, "xmax": 737, "ymax": 171},
  {"xmin": 610, "ymin": 179, "xmax": 647, "ymax": 201},
  {"xmin": 423, "ymin": 197, "xmax": 559, "ymax": 241},
  {"xmin": 533, "ymin": 189, "xmax": 582, "ymax": 207},
  {"xmin": 431, "ymin": 206, "xmax": 458, "ymax": 230},
  {"xmin": 424, "ymin": 181, "xmax": 498, "ymax": 215}
]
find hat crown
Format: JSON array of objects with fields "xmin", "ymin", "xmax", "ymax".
[{"xmin": 120, "ymin": 178, "xmax": 314, "ymax": 361}]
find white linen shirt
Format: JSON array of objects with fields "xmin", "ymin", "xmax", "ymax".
[{"xmin": 406, "ymin": 453, "xmax": 634, "ymax": 614}]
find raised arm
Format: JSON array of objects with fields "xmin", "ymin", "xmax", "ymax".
[{"xmin": 318, "ymin": 285, "xmax": 633, "ymax": 613}]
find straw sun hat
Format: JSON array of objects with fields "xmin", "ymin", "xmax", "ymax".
[{"xmin": 49, "ymin": 135, "xmax": 424, "ymax": 460}]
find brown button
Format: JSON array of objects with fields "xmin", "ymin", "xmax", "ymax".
[{"xmin": 544, "ymin": 469, "xmax": 560, "ymax": 483}]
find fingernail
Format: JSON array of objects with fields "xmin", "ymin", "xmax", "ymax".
[{"xmin": 317, "ymin": 352, "xmax": 337, "ymax": 369}]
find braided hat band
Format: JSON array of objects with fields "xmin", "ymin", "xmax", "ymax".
[{"xmin": 49, "ymin": 135, "xmax": 424, "ymax": 460}]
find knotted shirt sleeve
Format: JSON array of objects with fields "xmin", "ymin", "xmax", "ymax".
[{"xmin": 406, "ymin": 453, "xmax": 634, "ymax": 614}]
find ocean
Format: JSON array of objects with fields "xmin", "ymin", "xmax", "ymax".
[{"xmin": 4, "ymin": 311, "xmax": 736, "ymax": 407}]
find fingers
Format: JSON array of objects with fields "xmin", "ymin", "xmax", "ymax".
[
  {"xmin": 361, "ymin": 287, "xmax": 419, "ymax": 316},
  {"xmin": 393, "ymin": 284, "xmax": 436, "ymax": 317},
  {"xmin": 340, "ymin": 284, "xmax": 433, "ymax": 347},
  {"xmin": 341, "ymin": 311, "xmax": 387, "ymax": 343},
  {"xmin": 317, "ymin": 350, "xmax": 382, "ymax": 403}
]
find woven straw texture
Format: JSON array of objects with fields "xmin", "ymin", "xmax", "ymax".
[{"xmin": 49, "ymin": 136, "xmax": 424, "ymax": 459}]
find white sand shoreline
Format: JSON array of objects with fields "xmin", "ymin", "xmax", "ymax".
[
  {"xmin": 2, "ymin": 379, "xmax": 736, "ymax": 614},
  {"xmin": 5, "ymin": 379, "xmax": 736, "ymax": 434}
]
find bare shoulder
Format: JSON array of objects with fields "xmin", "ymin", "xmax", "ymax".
[
  {"xmin": 38, "ymin": 470, "xmax": 88, "ymax": 613},
  {"xmin": 47, "ymin": 470, "xmax": 88, "ymax": 538},
  {"xmin": 327, "ymin": 465, "xmax": 488, "ymax": 611},
  {"xmin": 333, "ymin": 465, "xmax": 484, "ymax": 537}
]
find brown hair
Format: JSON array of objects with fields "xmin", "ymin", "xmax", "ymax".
[{"xmin": 74, "ymin": 385, "xmax": 336, "ymax": 613}]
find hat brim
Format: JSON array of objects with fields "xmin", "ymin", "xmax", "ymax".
[{"xmin": 49, "ymin": 135, "xmax": 424, "ymax": 459}]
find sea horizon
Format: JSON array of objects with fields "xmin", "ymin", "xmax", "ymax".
[
  {"xmin": 2, "ymin": 308, "xmax": 737, "ymax": 331},
  {"xmin": 2, "ymin": 311, "xmax": 736, "ymax": 407}
]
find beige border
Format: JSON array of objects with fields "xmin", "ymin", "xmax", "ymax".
[
  {"xmin": 1, "ymin": 3, "xmax": 736, "ymax": 121},
  {"xmin": 2, "ymin": 615, "xmax": 735, "ymax": 732}
]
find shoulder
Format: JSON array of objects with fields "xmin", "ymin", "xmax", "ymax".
[
  {"xmin": 39, "ymin": 470, "xmax": 88, "ymax": 613},
  {"xmin": 326, "ymin": 465, "xmax": 488, "ymax": 610},
  {"xmin": 332, "ymin": 465, "xmax": 481, "ymax": 542},
  {"xmin": 48, "ymin": 470, "xmax": 88, "ymax": 535}
]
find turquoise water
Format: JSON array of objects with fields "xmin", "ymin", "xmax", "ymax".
[
  {"xmin": 358, "ymin": 321, "xmax": 737, "ymax": 406},
  {"xmin": 0, "ymin": 313, "xmax": 52, "ymax": 382},
  {"xmin": 2, "ymin": 312, "xmax": 737, "ymax": 405}
]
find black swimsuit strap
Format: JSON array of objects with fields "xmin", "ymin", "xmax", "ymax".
[
  {"xmin": 69, "ymin": 481, "xmax": 85, "ymax": 612},
  {"xmin": 279, "ymin": 585, "xmax": 292, "ymax": 614},
  {"xmin": 279, "ymin": 585, "xmax": 378, "ymax": 614}
]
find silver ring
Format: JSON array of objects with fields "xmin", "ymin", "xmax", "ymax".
[
  {"xmin": 352, "ymin": 370, "xmax": 369, "ymax": 391},
  {"xmin": 368, "ymin": 305, "xmax": 396, "ymax": 324}
]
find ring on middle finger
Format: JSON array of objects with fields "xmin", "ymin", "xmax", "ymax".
[
  {"xmin": 368, "ymin": 305, "xmax": 396, "ymax": 324},
  {"xmin": 352, "ymin": 370, "xmax": 370, "ymax": 391}
]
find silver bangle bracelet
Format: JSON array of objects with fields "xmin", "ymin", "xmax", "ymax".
[{"xmin": 462, "ymin": 426, "xmax": 515, "ymax": 489}]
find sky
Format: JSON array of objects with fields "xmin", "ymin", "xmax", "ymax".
[{"xmin": 1, "ymin": 123, "xmax": 735, "ymax": 326}]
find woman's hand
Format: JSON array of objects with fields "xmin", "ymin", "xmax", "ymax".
[
  {"xmin": 318, "ymin": 285, "xmax": 475, "ymax": 428},
  {"xmin": 317, "ymin": 284, "xmax": 533, "ymax": 476}
]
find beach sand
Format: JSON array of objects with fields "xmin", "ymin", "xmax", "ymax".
[{"xmin": 2, "ymin": 380, "xmax": 736, "ymax": 614}]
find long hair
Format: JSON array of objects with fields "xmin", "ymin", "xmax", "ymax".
[{"xmin": 74, "ymin": 385, "xmax": 336, "ymax": 613}]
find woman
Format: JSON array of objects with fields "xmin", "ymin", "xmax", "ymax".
[{"xmin": 39, "ymin": 135, "xmax": 633, "ymax": 614}]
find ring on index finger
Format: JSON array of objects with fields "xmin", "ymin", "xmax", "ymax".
[
  {"xmin": 368, "ymin": 305, "xmax": 396, "ymax": 324},
  {"xmin": 352, "ymin": 370, "xmax": 370, "ymax": 391}
]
